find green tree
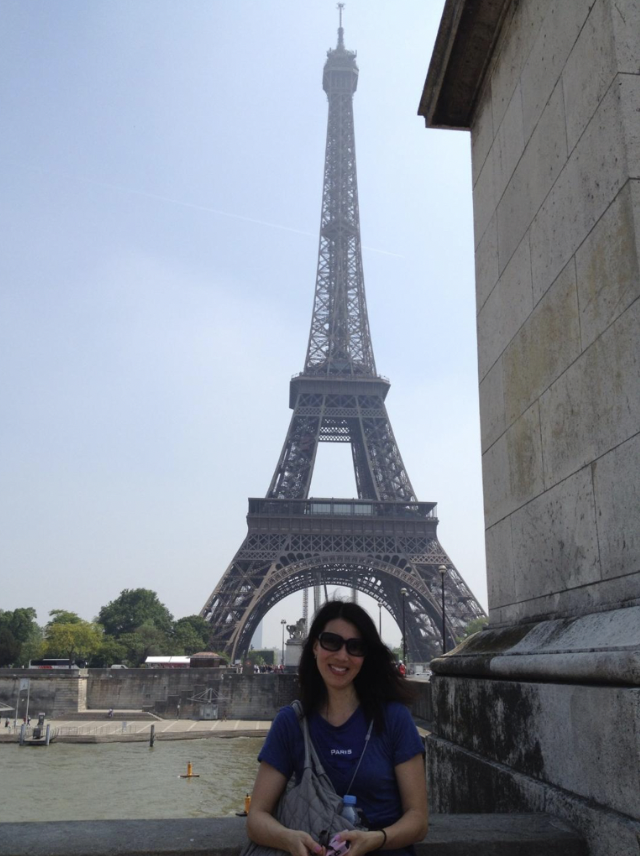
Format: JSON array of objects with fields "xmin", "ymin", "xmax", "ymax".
[
  {"xmin": 173, "ymin": 615, "xmax": 211, "ymax": 655},
  {"xmin": 0, "ymin": 608, "xmax": 42, "ymax": 666},
  {"xmin": 0, "ymin": 607, "xmax": 39, "ymax": 643},
  {"xmin": 44, "ymin": 621, "xmax": 103, "ymax": 666},
  {"xmin": 0, "ymin": 629, "xmax": 21, "ymax": 667},
  {"xmin": 457, "ymin": 616, "xmax": 489, "ymax": 643},
  {"xmin": 119, "ymin": 622, "xmax": 169, "ymax": 666},
  {"xmin": 98, "ymin": 589, "xmax": 174, "ymax": 638},
  {"xmin": 249, "ymin": 648, "xmax": 275, "ymax": 666},
  {"xmin": 88, "ymin": 636, "xmax": 128, "ymax": 668},
  {"xmin": 47, "ymin": 610, "xmax": 82, "ymax": 626}
]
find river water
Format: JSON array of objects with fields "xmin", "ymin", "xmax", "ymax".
[{"xmin": 0, "ymin": 737, "xmax": 263, "ymax": 822}]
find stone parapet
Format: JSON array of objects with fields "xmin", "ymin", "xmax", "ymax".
[{"xmin": 0, "ymin": 815, "xmax": 585, "ymax": 856}]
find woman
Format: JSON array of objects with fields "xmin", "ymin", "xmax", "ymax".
[{"xmin": 247, "ymin": 601, "xmax": 428, "ymax": 856}]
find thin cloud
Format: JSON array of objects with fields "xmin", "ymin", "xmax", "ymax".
[{"xmin": 16, "ymin": 161, "xmax": 404, "ymax": 258}]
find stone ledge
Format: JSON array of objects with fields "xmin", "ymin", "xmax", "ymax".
[
  {"xmin": 431, "ymin": 605, "xmax": 640, "ymax": 685},
  {"xmin": 418, "ymin": 0, "xmax": 512, "ymax": 129},
  {"xmin": 0, "ymin": 814, "xmax": 586, "ymax": 856}
]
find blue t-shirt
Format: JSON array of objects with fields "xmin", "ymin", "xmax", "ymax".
[{"xmin": 258, "ymin": 702, "xmax": 424, "ymax": 833}]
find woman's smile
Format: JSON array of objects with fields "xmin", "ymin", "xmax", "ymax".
[{"xmin": 313, "ymin": 618, "xmax": 365, "ymax": 690}]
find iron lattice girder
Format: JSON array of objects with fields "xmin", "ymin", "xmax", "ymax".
[
  {"xmin": 201, "ymin": 499, "xmax": 485, "ymax": 662},
  {"xmin": 268, "ymin": 386, "xmax": 414, "ymax": 503},
  {"xmin": 200, "ymin": 24, "xmax": 486, "ymax": 660},
  {"xmin": 305, "ymin": 42, "xmax": 374, "ymax": 377}
]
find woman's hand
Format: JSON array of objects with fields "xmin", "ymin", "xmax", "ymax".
[
  {"xmin": 247, "ymin": 762, "xmax": 326, "ymax": 856},
  {"xmin": 330, "ymin": 829, "xmax": 385, "ymax": 856},
  {"xmin": 282, "ymin": 829, "xmax": 326, "ymax": 856}
]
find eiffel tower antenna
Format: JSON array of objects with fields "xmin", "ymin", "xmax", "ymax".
[
  {"xmin": 200, "ymin": 18, "xmax": 485, "ymax": 662},
  {"xmin": 337, "ymin": 3, "xmax": 345, "ymax": 47}
]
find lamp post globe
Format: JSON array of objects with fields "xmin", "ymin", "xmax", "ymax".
[{"xmin": 438, "ymin": 565, "xmax": 447, "ymax": 654}]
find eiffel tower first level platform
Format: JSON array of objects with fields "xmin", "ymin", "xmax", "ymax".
[{"xmin": 200, "ymin": 12, "xmax": 485, "ymax": 662}]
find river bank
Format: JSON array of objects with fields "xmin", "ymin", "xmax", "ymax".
[{"xmin": 0, "ymin": 717, "xmax": 271, "ymax": 744}]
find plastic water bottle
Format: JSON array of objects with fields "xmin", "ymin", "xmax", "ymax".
[{"xmin": 340, "ymin": 795, "xmax": 358, "ymax": 825}]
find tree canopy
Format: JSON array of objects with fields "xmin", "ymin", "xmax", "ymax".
[
  {"xmin": 0, "ymin": 608, "xmax": 42, "ymax": 666},
  {"xmin": 44, "ymin": 621, "xmax": 103, "ymax": 665},
  {"xmin": 97, "ymin": 588, "xmax": 174, "ymax": 638},
  {"xmin": 47, "ymin": 610, "xmax": 82, "ymax": 627},
  {"xmin": 0, "ymin": 591, "xmax": 211, "ymax": 668}
]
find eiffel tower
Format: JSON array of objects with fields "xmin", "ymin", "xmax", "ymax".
[{"xmin": 201, "ymin": 10, "xmax": 485, "ymax": 662}]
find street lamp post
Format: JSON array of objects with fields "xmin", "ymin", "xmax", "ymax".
[
  {"xmin": 438, "ymin": 565, "xmax": 447, "ymax": 654},
  {"xmin": 378, "ymin": 602, "xmax": 382, "ymax": 637},
  {"xmin": 280, "ymin": 619, "xmax": 286, "ymax": 668},
  {"xmin": 400, "ymin": 588, "xmax": 408, "ymax": 664}
]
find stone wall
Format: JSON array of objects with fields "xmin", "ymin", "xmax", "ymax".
[
  {"xmin": 0, "ymin": 670, "xmax": 87, "ymax": 719},
  {"xmin": 0, "ymin": 668, "xmax": 431, "ymax": 723},
  {"xmin": 86, "ymin": 670, "xmax": 300, "ymax": 719},
  {"xmin": 419, "ymin": 2, "xmax": 640, "ymax": 853},
  {"xmin": 0, "ymin": 815, "xmax": 587, "ymax": 856},
  {"xmin": 469, "ymin": 0, "xmax": 640, "ymax": 627}
]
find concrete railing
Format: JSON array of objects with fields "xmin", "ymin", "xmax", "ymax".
[{"xmin": 0, "ymin": 814, "xmax": 586, "ymax": 856}]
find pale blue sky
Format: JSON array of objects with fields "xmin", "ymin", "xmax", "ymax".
[{"xmin": 1, "ymin": 0, "xmax": 485, "ymax": 649}]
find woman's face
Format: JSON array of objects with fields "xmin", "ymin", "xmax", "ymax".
[{"xmin": 312, "ymin": 618, "xmax": 365, "ymax": 693}]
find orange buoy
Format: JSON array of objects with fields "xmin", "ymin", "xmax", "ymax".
[{"xmin": 179, "ymin": 761, "xmax": 200, "ymax": 778}]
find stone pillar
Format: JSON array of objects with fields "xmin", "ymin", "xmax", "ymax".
[
  {"xmin": 419, "ymin": 1, "xmax": 640, "ymax": 853},
  {"xmin": 284, "ymin": 638, "xmax": 303, "ymax": 672}
]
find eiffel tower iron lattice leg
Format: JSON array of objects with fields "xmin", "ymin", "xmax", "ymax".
[{"xmin": 200, "ymin": 14, "xmax": 485, "ymax": 662}]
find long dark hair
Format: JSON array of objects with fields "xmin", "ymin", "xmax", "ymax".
[{"xmin": 298, "ymin": 600, "xmax": 414, "ymax": 731}]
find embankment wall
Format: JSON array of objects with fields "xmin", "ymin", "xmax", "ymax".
[{"xmin": 0, "ymin": 669, "xmax": 432, "ymax": 722}]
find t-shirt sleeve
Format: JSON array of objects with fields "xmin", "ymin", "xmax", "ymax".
[
  {"xmin": 257, "ymin": 705, "xmax": 301, "ymax": 780},
  {"xmin": 388, "ymin": 703, "xmax": 425, "ymax": 767}
]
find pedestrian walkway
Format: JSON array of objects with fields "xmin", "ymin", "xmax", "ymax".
[{"xmin": 0, "ymin": 717, "xmax": 271, "ymax": 744}]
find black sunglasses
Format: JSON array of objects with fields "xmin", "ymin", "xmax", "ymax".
[{"xmin": 318, "ymin": 631, "xmax": 366, "ymax": 657}]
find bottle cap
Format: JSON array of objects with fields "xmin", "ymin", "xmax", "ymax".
[{"xmin": 343, "ymin": 795, "xmax": 356, "ymax": 805}]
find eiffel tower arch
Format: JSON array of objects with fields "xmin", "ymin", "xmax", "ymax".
[{"xmin": 201, "ymin": 13, "xmax": 485, "ymax": 662}]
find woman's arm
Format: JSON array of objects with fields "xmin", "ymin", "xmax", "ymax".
[
  {"xmin": 247, "ymin": 761, "xmax": 324, "ymax": 856},
  {"xmin": 337, "ymin": 754, "xmax": 428, "ymax": 856}
]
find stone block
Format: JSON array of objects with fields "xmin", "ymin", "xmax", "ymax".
[
  {"xmin": 473, "ymin": 141, "xmax": 496, "ymax": 249},
  {"xmin": 482, "ymin": 433, "xmax": 509, "ymax": 528},
  {"xmin": 483, "ymin": 402, "xmax": 544, "ymax": 528},
  {"xmin": 575, "ymin": 183, "xmax": 640, "ymax": 349},
  {"xmin": 620, "ymin": 74, "xmax": 640, "ymax": 177},
  {"xmin": 545, "ymin": 789, "xmax": 640, "ymax": 856},
  {"xmin": 503, "ymin": 260, "xmax": 581, "ymax": 426},
  {"xmin": 485, "ymin": 516, "xmax": 515, "ymax": 610},
  {"xmin": 506, "ymin": 400, "xmax": 544, "ymax": 508},
  {"xmin": 475, "ymin": 214, "xmax": 499, "ymax": 312},
  {"xmin": 539, "ymin": 298, "xmax": 640, "ymax": 485},
  {"xmin": 492, "ymin": 84, "xmax": 525, "ymax": 205},
  {"xmin": 530, "ymin": 78, "xmax": 629, "ymax": 302},
  {"xmin": 426, "ymin": 732, "xmax": 548, "ymax": 815},
  {"xmin": 489, "ymin": 0, "xmax": 547, "ymax": 134},
  {"xmin": 490, "ymin": 570, "xmax": 640, "ymax": 626},
  {"xmin": 561, "ymin": 0, "xmax": 617, "ymax": 153},
  {"xmin": 610, "ymin": 0, "xmax": 640, "ymax": 74},
  {"xmin": 470, "ymin": 78, "xmax": 493, "ymax": 188},
  {"xmin": 594, "ymin": 432, "xmax": 640, "ymax": 580},
  {"xmin": 510, "ymin": 466, "xmax": 600, "ymax": 604},
  {"xmin": 431, "ymin": 675, "xmax": 640, "ymax": 819},
  {"xmin": 478, "ymin": 235, "xmax": 533, "ymax": 381},
  {"xmin": 479, "ymin": 357, "xmax": 505, "ymax": 452},
  {"xmin": 497, "ymin": 81, "xmax": 567, "ymax": 275},
  {"xmin": 520, "ymin": 0, "xmax": 595, "ymax": 142}
]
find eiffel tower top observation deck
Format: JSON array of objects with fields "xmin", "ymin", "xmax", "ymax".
[{"xmin": 302, "ymin": 6, "xmax": 376, "ymax": 381}]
